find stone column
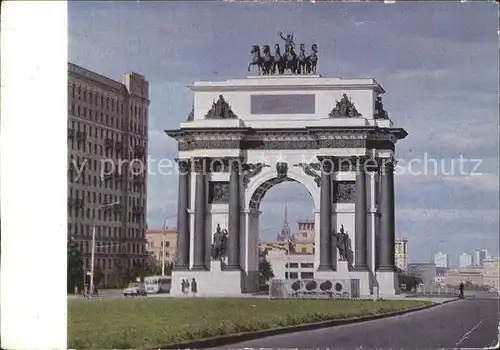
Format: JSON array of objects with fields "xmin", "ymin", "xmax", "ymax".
[
  {"xmin": 354, "ymin": 157, "xmax": 368, "ymax": 270},
  {"xmin": 226, "ymin": 158, "xmax": 241, "ymax": 270},
  {"xmin": 318, "ymin": 158, "xmax": 333, "ymax": 271},
  {"xmin": 192, "ymin": 158, "xmax": 207, "ymax": 270},
  {"xmin": 174, "ymin": 159, "xmax": 190, "ymax": 270},
  {"xmin": 377, "ymin": 158, "xmax": 396, "ymax": 271},
  {"xmin": 331, "ymin": 165, "xmax": 338, "ymax": 271}
]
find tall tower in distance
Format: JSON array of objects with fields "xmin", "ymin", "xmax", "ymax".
[
  {"xmin": 395, "ymin": 237, "xmax": 408, "ymax": 272},
  {"xmin": 459, "ymin": 252, "xmax": 473, "ymax": 268},
  {"xmin": 472, "ymin": 249, "xmax": 488, "ymax": 266},
  {"xmin": 276, "ymin": 203, "xmax": 292, "ymax": 242}
]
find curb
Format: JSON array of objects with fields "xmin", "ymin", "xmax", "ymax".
[{"xmin": 160, "ymin": 299, "xmax": 458, "ymax": 349}]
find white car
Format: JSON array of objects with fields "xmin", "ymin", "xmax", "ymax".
[{"xmin": 123, "ymin": 283, "xmax": 147, "ymax": 297}]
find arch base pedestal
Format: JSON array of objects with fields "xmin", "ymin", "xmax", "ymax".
[
  {"xmin": 315, "ymin": 261, "xmax": 371, "ymax": 297},
  {"xmin": 170, "ymin": 261, "xmax": 246, "ymax": 297}
]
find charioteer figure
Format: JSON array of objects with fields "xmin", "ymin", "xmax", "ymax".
[{"xmin": 278, "ymin": 31, "xmax": 296, "ymax": 55}]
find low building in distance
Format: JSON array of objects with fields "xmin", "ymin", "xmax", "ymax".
[
  {"xmin": 444, "ymin": 266, "xmax": 483, "ymax": 287},
  {"xmin": 145, "ymin": 228, "xmax": 178, "ymax": 266},
  {"xmin": 260, "ymin": 220, "xmax": 407, "ymax": 276},
  {"xmin": 482, "ymin": 257, "xmax": 500, "ymax": 291},
  {"xmin": 265, "ymin": 250, "xmax": 315, "ymax": 280}
]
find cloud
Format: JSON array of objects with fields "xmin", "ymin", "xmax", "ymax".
[
  {"xmin": 398, "ymin": 208, "xmax": 498, "ymax": 224},
  {"xmin": 396, "ymin": 169, "xmax": 499, "ymax": 192},
  {"xmin": 443, "ymin": 173, "xmax": 499, "ymax": 193}
]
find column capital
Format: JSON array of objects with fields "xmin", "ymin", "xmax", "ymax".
[
  {"xmin": 229, "ymin": 157, "xmax": 244, "ymax": 172},
  {"xmin": 317, "ymin": 156, "xmax": 336, "ymax": 173},
  {"xmin": 193, "ymin": 157, "xmax": 207, "ymax": 173},
  {"xmin": 355, "ymin": 156, "xmax": 369, "ymax": 172},
  {"xmin": 364, "ymin": 156, "xmax": 380, "ymax": 173},
  {"xmin": 175, "ymin": 158, "xmax": 191, "ymax": 173},
  {"xmin": 379, "ymin": 157, "xmax": 397, "ymax": 174}
]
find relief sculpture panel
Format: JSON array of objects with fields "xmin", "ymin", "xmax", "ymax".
[
  {"xmin": 208, "ymin": 181, "xmax": 230, "ymax": 204},
  {"xmin": 333, "ymin": 181, "xmax": 356, "ymax": 203}
]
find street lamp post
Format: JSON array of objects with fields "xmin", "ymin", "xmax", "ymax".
[
  {"xmin": 161, "ymin": 218, "xmax": 167, "ymax": 277},
  {"xmin": 90, "ymin": 201, "xmax": 120, "ymax": 295},
  {"xmin": 370, "ymin": 148, "xmax": 379, "ymax": 298}
]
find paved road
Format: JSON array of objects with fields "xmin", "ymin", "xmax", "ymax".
[{"xmin": 215, "ymin": 293, "xmax": 499, "ymax": 349}]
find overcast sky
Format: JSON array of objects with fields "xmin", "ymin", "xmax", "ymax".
[{"xmin": 69, "ymin": 1, "xmax": 499, "ymax": 266}]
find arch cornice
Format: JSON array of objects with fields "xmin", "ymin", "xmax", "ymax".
[{"xmin": 244, "ymin": 165, "xmax": 320, "ymax": 211}]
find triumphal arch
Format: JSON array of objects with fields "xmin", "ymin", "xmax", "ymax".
[{"xmin": 165, "ymin": 33, "xmax": 407, "ymax": 297}]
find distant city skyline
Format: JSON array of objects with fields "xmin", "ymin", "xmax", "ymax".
[{"xmin": 69, "ymin": 1, "xmax": 498, "ymax": 263}]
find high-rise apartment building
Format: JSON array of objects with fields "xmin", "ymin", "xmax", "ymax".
[
  {"xmin": 434, "ymin": 252, "xmax": 449, "ymax": 269},
  {"xmin": 68, "ymin": 63, "xmax": 149, "ymax": 287},
  {"xmin": 459, "ymin": 253, "xmax": 472, "ymax": 268},
  {"xmin": 481, "ymin": 249, "xmax": 490, "ymax": 260},
  {"xmin": 472, "ymin": 249, "xmax": 487, "ymax": 267},
  {"xmin": 395, "ymin": 237, "xmax": 408, "ymax": 272}
]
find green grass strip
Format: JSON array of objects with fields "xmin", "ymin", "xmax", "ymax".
[{"xmin": 68, "ymin": 298, "xmax": 431, "ymax": 349}]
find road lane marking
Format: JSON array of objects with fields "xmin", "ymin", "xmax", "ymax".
[{"xmin": 455, "ymin": 319, "xmax": 483, "ymax": 347}]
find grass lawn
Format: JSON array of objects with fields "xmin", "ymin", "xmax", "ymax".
[{"xmin": 68, "ymin": 298, "xmax": 431, "ymax": 349}]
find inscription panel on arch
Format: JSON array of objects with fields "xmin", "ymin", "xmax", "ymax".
[{"xmin": 250, "ymin": 94, "xmax": 316, "ymax": 114}]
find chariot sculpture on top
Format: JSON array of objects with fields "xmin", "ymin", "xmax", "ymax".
[{"xmin": 248, "ymin": 31, "xmax": 318, "ymax": 75}]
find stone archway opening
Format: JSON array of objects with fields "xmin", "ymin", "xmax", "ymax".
[{"xmin": 247, "ymin": 177, "xmax": 316, "ymax": 289}]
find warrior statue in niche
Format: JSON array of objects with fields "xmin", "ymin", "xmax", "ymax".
[
  {"xmin": 334, "ymin": 225, "xmax": 349, "ymax": 261},
  {"xmin": 211, "ymin": 223, "xmax": 228, "ymax": 261}
]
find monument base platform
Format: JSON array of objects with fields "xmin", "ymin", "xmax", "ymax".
[
  {"xmin": 313, "ymin": 262, "xmax": 398, "ymax": 297},
  {"xmin": 170, "ymin": 261, "xmax": 245, "ymax": 297},
  {"xmin": 374, "ymin": 270, "xmax": 400, "ymax": 297},
  {"xmin": 315, "ymin": 261, "xmax": 371, "ymax": 297}
]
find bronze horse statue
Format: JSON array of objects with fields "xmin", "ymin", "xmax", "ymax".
[
  {"xmin": 248, "ymin": 45, "xmax": 263, "ymax": 74},
  {"xmin": 297, "ymin": 43, "xmax": 308, "ymax": 74},
  {"xmin": 261, "ymin": 45, "xmax": 274, "ymax": 75},
  {"xmin": 272, "ymin": 44, "xmax": 285, "ymax": 75},
  {"xmin": 249, "ymin": 42, "xmax": 318, "ymax": 75},
  {"xmin": 307, "ymin": 44, "xmax": 318, "ymax": 74}
]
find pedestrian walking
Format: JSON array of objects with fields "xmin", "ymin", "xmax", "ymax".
[
  {"xmin": 184, "ymin": 278, "xmax": 190, "ymax": 297},
  {"xmin": 94, "ymin": 284, "xmax": 99, "ymax": 299},
  {"xmin": 181, "ymin": 279, "xmax": 186, "ymax": 295},
  {"xmin": 459, "ymin": 281, "xmax": 464, "ymax": 299},
  {"xmin": 83, "ymin": 284, "xmax": 88, "ymax": 299},
  {"xmin": 191, "ymin": 278, "xmax": 197, "ymax": 297}
]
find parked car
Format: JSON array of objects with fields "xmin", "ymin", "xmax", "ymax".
[{"xmin": 123, "ymin": 283, "xmax": 147, "ymax": 297}]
